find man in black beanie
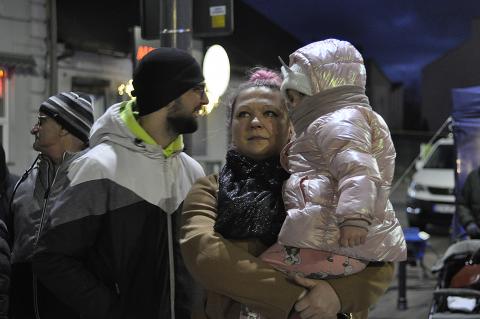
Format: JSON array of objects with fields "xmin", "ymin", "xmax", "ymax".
[
  {"xmin": 10, "ymin": 92, "xmax": 94, "ymax": 319},
  {"xmin": 32, "ymin": 48, "xmax": 208, "ymax": 319},
  {"xmin": 133, "ymin": 47, "xmax": 207, "ymax": 138}
]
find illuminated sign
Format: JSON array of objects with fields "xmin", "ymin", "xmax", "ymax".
[
  {"xmin": 132, "ymin": 26, "xmax": 160, "ymax": 68},
  {"xmin": 136, "ymin": 45, "xmax": 155, "ymax": 61},
  {"xmin": 0, "ymin": 68, "xmax": 5, "ymax": 98}
]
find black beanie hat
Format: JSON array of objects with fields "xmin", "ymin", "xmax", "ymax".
[
  {"xmin": 39, "ymin": 92, "xmax": 94, "ymax": 143},
  {"xmin": 132, "ymin": 47, "xmax": 204, "ymax": 116}
]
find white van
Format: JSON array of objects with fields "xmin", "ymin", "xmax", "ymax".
[{"xmin": 406, "ymin": 137, "xmax": 455, "ymax": 230}]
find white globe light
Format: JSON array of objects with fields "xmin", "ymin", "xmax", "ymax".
[{"xmin": 202, "ymin": 45, "xmax": 230, "ymax": 114}]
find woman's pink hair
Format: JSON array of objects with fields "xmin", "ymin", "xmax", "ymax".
[
  {"xmin": 223, "ymin": 67, "xmax": 284, "ymax": 143},
  {"xmin": 247, "ymin": 68, "xmax": 282, "ymax": 87}
]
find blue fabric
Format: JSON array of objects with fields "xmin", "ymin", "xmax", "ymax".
[
  {"xmin": 451, "ymin": 85, "xmax": 480, "ymax": 239},
  {"xmin": 403, "ymin": 227, "xmax": 427, "ymax": 259},
  {"xmin": 403, "ymin": 227, "xmax": 425, "ymax": 242}
]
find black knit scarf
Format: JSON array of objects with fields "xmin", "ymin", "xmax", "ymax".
[{"xmin": 215, "ymin": 150, "xmax": 290, "ymax": 246}]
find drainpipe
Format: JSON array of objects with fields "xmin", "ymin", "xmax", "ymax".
[{"xmin": 48, "ymin": 0, "xmax": 57, "ymax": 95}]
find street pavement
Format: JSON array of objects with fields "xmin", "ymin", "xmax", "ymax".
[{"xmin": 368, "ymin": 178, "xmax": 451, "ymax": 318}]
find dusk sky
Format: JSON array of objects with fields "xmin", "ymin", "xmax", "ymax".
[{"xmin": 243, "ymin": 0, "xmax": 480, "ymax": 88}]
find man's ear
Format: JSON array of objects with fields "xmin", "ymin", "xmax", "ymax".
[{"xmin": 59, "ymin": 127, "xmax": 69, "ymax": 137}]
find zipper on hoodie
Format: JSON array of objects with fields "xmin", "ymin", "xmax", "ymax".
[
  {"xmin": 34, "ymin": 161, "xmax": 60, "ymax": 247},
  {"xmin": 33, "ymin": 158, "xmax": 61, "ymax": 319}
]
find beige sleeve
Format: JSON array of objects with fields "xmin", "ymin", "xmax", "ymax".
[
  {"xmin": 180, "ymin": 175, "xmax": 304, "ymax": 319},
  {"xmin": 327, "ymin": 262, "xmax": 395, "ymax": 313}
]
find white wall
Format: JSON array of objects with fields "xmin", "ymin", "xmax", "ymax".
[
  {"xmin": 57, "ymin": 50, "xmax": 132, "ymax": 118},
  {"xmin": 0, "ymin": 0, "xmax": 49, "ymax": 174}
]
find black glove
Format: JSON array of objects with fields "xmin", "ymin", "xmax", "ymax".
[{"xmin": 466, "ymin": 222, "xmax": 480, "ymax": 239}]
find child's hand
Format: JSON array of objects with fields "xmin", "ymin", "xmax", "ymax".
[{"xmin": 339, "ymin": 226, "xmax": 367, "ymax": 247}]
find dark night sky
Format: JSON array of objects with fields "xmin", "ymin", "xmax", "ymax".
[{"xmin": 243, "ymin": 0, "xmax": 480, "ymax": 88}]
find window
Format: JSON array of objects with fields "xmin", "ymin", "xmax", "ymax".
[
  {"xmin": 424, "ymin": 144, "xmax": 455, "ymax": 169},
  {"xmin": 0, "ymin": 67, "xmax": 8, "ymax": 158}
]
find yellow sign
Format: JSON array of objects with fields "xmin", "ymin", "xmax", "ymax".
[
  {"xmin": 210, "ymin": 5, "xmax": 226, "ymax": 29},
  {"xmin": 211, "ymin": 15, "xmax": 225, "ymax": 28}
]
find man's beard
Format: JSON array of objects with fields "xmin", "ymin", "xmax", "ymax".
[
  {"xmin": 166, "ymin": 99, "xmax": 199, "ymax": 134},
  {"xmin": 167, "ymin": 113, "xmax": 198, "ymax": 134}
]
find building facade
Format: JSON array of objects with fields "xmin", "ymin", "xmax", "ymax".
[
  {"xmin": 422, "ymin": 18, "xmax": 480, "ymax": 131},
  {"xmin": 1, "ymin": 0, "xmax": 405, "ymax": 177},
  {"xmin": 365, "ymin": 59, "xmax": 404, "ymax": 131},
  {"xmin": 0, "ymin": 0, "xmax": 132, "ymax": 174}
]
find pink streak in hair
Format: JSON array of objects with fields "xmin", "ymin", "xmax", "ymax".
[{"xmin": 248, "ymin": 69, "xmax": 282, "ymax": 86}]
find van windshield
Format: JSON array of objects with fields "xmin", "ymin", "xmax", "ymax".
[{"xmin": 424, "ymin": 144, "xmax": 455, "ymax": 169}]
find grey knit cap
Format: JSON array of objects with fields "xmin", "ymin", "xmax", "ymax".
[{"xmin": 39, "ymin": 92, "xmax": 94, "ymax": 143}]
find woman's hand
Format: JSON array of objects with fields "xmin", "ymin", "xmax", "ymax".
[{"xmin": 291, "ymin": 274, "xmax": 340, "ymax": 319}]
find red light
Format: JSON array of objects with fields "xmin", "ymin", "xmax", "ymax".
[
  {"xmin": 136, "ymin": 46, "xmax": 155, "ymax": 61},
  {"xmin": 0, "ymin": 68, "xmax": 5, "ymax": 98}
]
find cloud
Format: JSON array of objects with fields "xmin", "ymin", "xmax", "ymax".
[{"xmin": 391, "ymin": 13, "xmax": 417, "ymax": 28}]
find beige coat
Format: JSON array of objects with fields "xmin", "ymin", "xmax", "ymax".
[{"xmin": 180, "ymin": 174, "xmax": 395, "ymax": 319}]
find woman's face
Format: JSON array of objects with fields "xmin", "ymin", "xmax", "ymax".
[{"xmin": 231, "ymin": 86, "xmax": 290, "ymax": 160}]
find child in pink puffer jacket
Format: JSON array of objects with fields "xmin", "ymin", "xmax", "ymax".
[{"xmin": 261, "ymin": 39, "xmax": 406, "ymax": 280}]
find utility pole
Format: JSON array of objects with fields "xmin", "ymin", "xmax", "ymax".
[
  {"xmin": 161, "ymin": 0, "xmax": 194, "ymax": 154},
  {"xmin": 161, "ymin": 0, "xmax": 192, "ymax": 50},
  {"xmin": 159, "ymin": 3, "xmax": 195, "ymax": 317}
]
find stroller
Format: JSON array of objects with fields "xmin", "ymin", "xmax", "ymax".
[{"xmin": 428, "ymin": 240, "xmax": 480, "ymax": 318}]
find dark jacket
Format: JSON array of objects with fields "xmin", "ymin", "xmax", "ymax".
[
  {"xmin": 32, "ymin": 102, "xmax": 205, "ymax": 319},
  {"xmin": 10, "ymin": 154, "xmax": 80, "ymax": 319},
  {"xmin": 457, "ymin": 167, "xmax": 480, "ymax": 227},
  {"xmin": 0, "ymin": 144, "xmax": 17, "ymax": 318}
]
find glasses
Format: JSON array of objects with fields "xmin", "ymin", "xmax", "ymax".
[
  {"xmin": 191, "ymin": 84, "xmax": 207, "ymax": 99},
  {"xmin": 36, "ymin": 115, "xmax": 49, "ymax": 127}
]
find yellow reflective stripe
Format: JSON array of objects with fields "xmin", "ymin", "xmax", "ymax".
[{"xmin": 119, "ymin": 100, "xmax": 184, "ymax": 157}]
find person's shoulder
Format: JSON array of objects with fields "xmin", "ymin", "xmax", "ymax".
[
  {"xmin": 177, "ymin": 152, "xmax": 206, "ymax": 177},
  {"xmin": 6, "ymin": 173, "xmax": 19, "ymax": 190},
  {"xmin": 67, "ymin": 145, "xmax": 115, "ymax": 185},
  {"xmin": 466, "ymin": 167, "xmax": 480, "ymax": 181},
  {"xmin": 187, "ymin": 173, "xmax": 219, "ymax": 199},
  {"xmin": 338, "ymin": 105, "xmax": 370, "ymax": 121},
  {"xmin": 199, "ymin": 173, "xmax": 218, "ymax": 186}
]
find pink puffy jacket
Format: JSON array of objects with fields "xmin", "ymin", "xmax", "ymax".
[{"xmin": 278, "ymin": 39, "xmax": 406, "ymax": 262}]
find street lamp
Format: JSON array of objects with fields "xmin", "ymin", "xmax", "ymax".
[{"xmin": 201, "ymin": 44, "xmax": 230, "ymax": 115}]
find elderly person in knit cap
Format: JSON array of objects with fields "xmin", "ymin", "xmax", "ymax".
[
  {"xmin": 31, "ymin": 47, "xmax": 208, "ymax": 319},
  {"xmin": 10, "ymin": 91, "xmax": 94, "ymax": 319}
]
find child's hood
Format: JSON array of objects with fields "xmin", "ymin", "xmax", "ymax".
[{"xmin": 281, "ymin": 39, "xmax": 366, "ymax": 96}]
